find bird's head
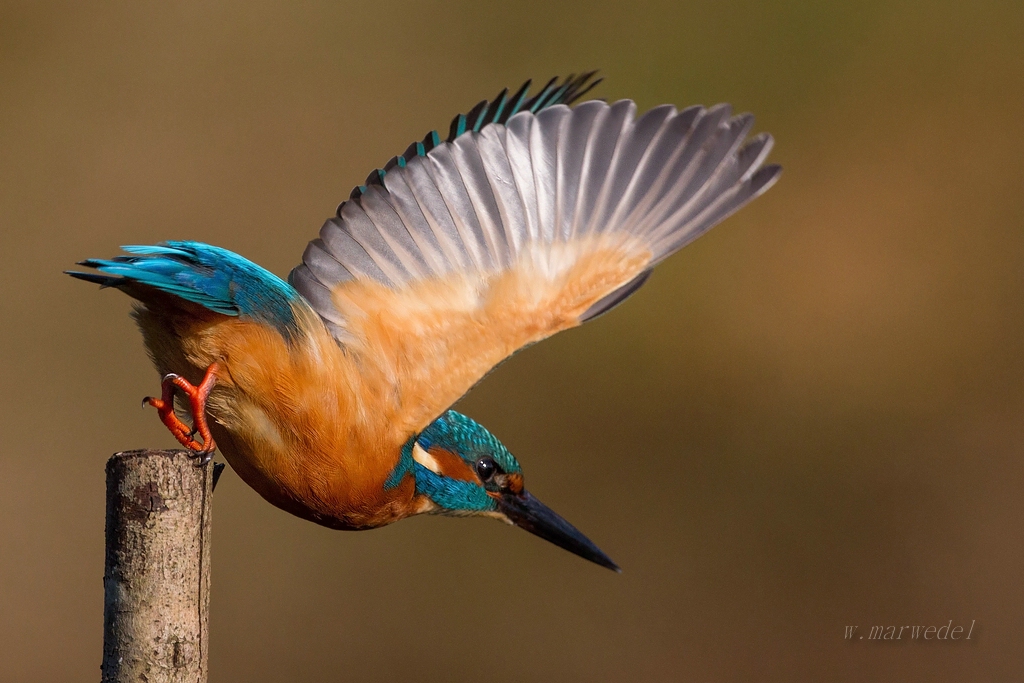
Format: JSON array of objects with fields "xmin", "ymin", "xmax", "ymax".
[{"xmin": 410, "ymin": 411, "xmax": 619, "ymax": 572}]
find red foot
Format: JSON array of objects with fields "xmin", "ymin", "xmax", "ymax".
[{"xmin": 143, "ymin": 362, "xmax": 220, "ymax": 464}]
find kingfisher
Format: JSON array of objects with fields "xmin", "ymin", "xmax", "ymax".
[{"xmin": 68, "ymin": 74, "xmax": 780, "ymax": 571}]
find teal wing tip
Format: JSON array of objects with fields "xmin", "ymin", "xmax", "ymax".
[
  {"xmin": 444, "ymin": 71, "xmax": 602, "ymax": 143},
  {"xmin": 337, "ymin": 71, "xmax": 601, "ymax": 215}
]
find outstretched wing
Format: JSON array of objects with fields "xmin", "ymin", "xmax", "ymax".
[{"xmin": 290, "ymin": 77, "xmax": 780, "ymax": 436}]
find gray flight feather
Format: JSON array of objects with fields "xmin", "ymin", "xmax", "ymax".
[{"xmin": 291, "ymin": 99, "xmax": 780, "ymax": 343}]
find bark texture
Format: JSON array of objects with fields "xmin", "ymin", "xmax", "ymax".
[{"xmin": 102, "ymin": 450, "xmax": 213, "ymax": 683}]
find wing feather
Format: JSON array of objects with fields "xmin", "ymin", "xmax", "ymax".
[
  {"xmin": 288, "ymin": 259, "xmax": 350, "ymax": 341},
  {"xmin": 319, "ymin": 216, "xmax": 394, "ymax": 285},
  {"xmin": 449, "ymin": 133, "xmax": 512, "ymax": 268},
  {"xmin": 595, "ymin": 103, "xmax": 677, "ymax": 235},
  {"xmin": 503, "ymin": 110, "xmax": 545, "ymax": 243},
  {"xmin": 366, "ymin": 169, "xmax": 449, "ymax": 274},
  {"xmin": 291, "ymin": 93, "xmax": 780, "ymax": 438},
  {"xmin": 400, "ymin": 156, "xmax": 472, "ymax": 271},
  {"xmin": 358, "ymin": 187, "xmax": 433, "ymax": 279},
  {"xmin": 639, "ymin": 112, "xmax": 754, "ymax": 245},
  {"xmin": 424, "ymin": 144, "xmax": 493, "ymax": 271},
  {"xmin": 618, "ymin": 106, "xmax": 703, "ymax": 238},
  {"xmin": 555, "ymin": 100, "xmax": 604, "ymax": 242},
  {"xmin": 529, "ymin": 106, "xmax": 573, "ymax": 244},
  {"xmin": 303, "ymin": 237, "xmax": 353, "ymax": 286},
  {"xmin": 653, "ymin": 163, "xmax": 781, "ymax": 259},
  {"xmin": 333, "ymin": 203, "xmax": 412, "ymax": 284},
  {"xmin": 571, "ymin": 99, "xmax": 635, "ymax": 240},
  {"xmin": 476, "ymin": 125, "xmax": 530, "ymax": 254}
]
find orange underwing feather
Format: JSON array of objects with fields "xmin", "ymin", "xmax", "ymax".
[{"xmin": 331, "ymin": 236, "xmax": 653, "ymax": 438}]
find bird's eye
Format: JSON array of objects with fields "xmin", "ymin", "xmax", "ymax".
[{"xmin": 475, "ymin": 456, "xmax": 497, "ymax": 482}]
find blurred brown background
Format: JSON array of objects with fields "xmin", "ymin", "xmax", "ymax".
[{"xmin": 2, "ymin": 1, "xmax": 1023, "ymax": 681}]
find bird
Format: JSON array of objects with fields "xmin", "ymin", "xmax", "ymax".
[{"xmin": 68, "ymin": 73, "xmax": 780, "ymax": 571}]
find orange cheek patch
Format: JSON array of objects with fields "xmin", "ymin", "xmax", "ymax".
[
  {"xmin": 503, "ymin": 473, "xmax": 524, "ymax": 495},
  {"xmin": 428, "ymin": 447, "xmax": 478, "ymax": 482}
]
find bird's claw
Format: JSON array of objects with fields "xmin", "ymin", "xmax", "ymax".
[
  {"xmin": 187, "ymin": 448, "xmax": 215, "ymax": 466},
  {"xmin": 142, "ymin": 363, "xmax": 220, "ymax": 464}
]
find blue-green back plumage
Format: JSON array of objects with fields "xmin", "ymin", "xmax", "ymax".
[{"xmin": 68, "ymin": 241, "xmax": 301, "ymax": 339}]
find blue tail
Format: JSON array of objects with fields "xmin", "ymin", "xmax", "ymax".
[{"xmin": 67, "ymin": 241, "xmax": 301, "ymax": 338}]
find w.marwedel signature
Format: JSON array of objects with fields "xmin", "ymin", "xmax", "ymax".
[{"xmin": 845, "ymin": 620, "xmax": 976, "ymax": 641}]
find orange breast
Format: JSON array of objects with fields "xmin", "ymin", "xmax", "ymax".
[{"xmin": 132, "ymin": 302, "xmax": 419, "ymax": 530}]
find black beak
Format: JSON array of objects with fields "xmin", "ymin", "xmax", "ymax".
[{"xmin": 497, "ymin": 490, "xmax": 620, "ymax": 572}]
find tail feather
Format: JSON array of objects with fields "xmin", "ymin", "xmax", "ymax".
[
  {"xmin": 65, "ymin": 270, "xmax": 120, "ymax": 288},
  {"xmin": 69, "ymin": 241, "xmax": 302, "ymax": 339}
]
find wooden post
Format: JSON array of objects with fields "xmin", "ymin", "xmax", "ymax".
[{"xmin": 102, "ymin": 450, "xmax": 215, "ymax": 683}]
